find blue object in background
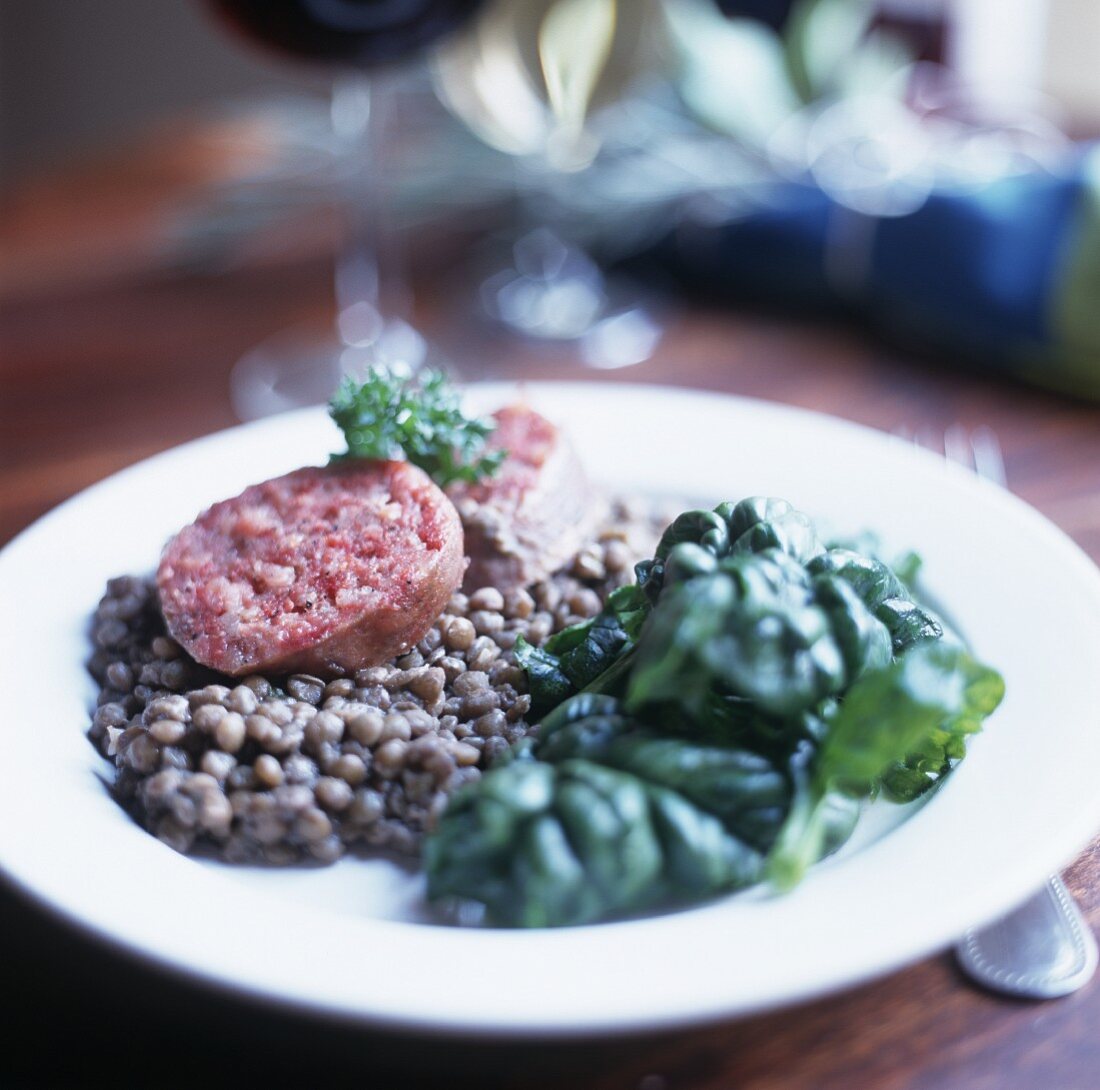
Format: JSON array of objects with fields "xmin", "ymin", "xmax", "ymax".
[
  {"xmin": 661, "ymin": 145, "xmax": 1100, "ymax": 398},
  {"xmin": 871, "ymin": 167, "xmax": 1081, "ymax": 360}
]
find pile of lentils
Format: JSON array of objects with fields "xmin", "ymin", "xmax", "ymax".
[{"xmin": 87, "ymin": 500, "xmax": 667, "ymax": 865}]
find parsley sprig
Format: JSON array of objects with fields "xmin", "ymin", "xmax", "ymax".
[{"xmin": 328, "ymin": 369, "xmax": 504, "ymax": 488}]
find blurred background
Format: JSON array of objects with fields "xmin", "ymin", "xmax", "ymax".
[
  {"xmin": 6, "ymin": 0, "xmax": 1100, "ymax": 403},
  {"xmin": 5, "ymin": 0, "xmax": 1100, "ymax": 525},
  {"xmin": 6, "ymin": 0, "xmax": 1100, "ymax": 175}
]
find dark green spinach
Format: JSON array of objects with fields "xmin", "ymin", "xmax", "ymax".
[
  {"xmin": 424, "ymin": 496, "xmax": 1005, "ymax": 927},
  {"xmin": 766, "ymin": 640, "xmax": 1006, "ymax": 888},
  {"xmin": 424, "ymin": 703, "xmax": 772, "ymax": 927},
  {"xmin": 627, "ymin": 551, "xmax": 894, "ymax": 718},
  {"xmin": 513, "ymin": 584, "xmax": 648, "ymax": 714}
]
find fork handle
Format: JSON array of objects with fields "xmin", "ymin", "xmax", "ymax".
[{"xmin": 955, "ymin": 875, "xmax": 1098, "ymax": 998}]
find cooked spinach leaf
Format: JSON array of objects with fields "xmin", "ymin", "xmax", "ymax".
[
  {"xmin": 425, "ymin": 704, "xmax": 772, "ymax": 927},
  {"xmin": 537, "ymin": 694, "xmax": 791, "ymax": 853},
  {"xmin": 767, "ymin": 641, "xmax": 1005, "ymax": 889},
  {"xmin": 637, "ymin": 496, "xmax": 824, "ymax": 601},
  {"xmin": 825, "ymin": 529, "xmax": 923, "ymax": 591},
  {"xmin": 511, "ymin": 638, "xmax": 574, "ymax": 716},
  {"xmin": 430, "ymin": 495, "xmax": 1005, "ymax": 927},
  {"xmin": 627, "ymin": 551, "xmax": 893, "ymax": 718},
  {"xmin": 808, "ymin": 548, "xmax": 942, "ymax": 653},
  {"xmin": 513, "ymin": 584, "xmax": 648, "ymax": 715}
]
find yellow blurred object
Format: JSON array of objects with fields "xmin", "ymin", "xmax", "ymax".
[
  {"xmin": 432, "ymin": 0, "xmax": 661, "ymax": 169},
  {"xmin": 538, "ymin": 0, "xmax": 617, "ymax": 170}
]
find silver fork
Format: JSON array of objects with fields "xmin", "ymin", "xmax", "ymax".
[{"xmin": 911, "ymin": 424, "xmax": 1098, "ymax": 998}]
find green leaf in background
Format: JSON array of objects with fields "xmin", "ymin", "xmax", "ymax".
[
  {"xmin": 538, "ymin": 0, "xmax": 618, "ymax": 169},
  {"xmin": 1050, "ymin": 147, "xmax": 1100, "ymax": 400},
  {"xmin": 640, "ymin": 497, "xmax": 822, "ymax": 602},
  {"xmin": 831, "ymin": 23, "xmax": 914, "ymax": 101},
  {"xmin": 664, "ymin": 0, "xmax": 800, "ymax": 148},
  {"xmin": 826, "ymin": 530, "xmax": 923, "ymax": 590},
  {"xmin": 783, "ymin": 0, "xmax": 876, "ymax": 102},
  {"xmin": 654, "ymin": 507, "xmax": 730, "ymax": 561}
]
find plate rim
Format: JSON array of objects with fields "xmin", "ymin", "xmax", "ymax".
[{"xmin": 2, "ymin": 380, "xmax": 1100, "ymax": 1038}]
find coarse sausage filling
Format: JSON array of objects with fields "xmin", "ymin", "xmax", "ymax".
[
  {"xmin": 448, "ymin": 404, "xmax": 602, "ymax": 591},
  {"xmin": 157, "ymin": 460, "xmax": 461, "ymax": 675},
  {"xmin": 457, "ymin": 405, "xmax": 558, "ymax": 505}
]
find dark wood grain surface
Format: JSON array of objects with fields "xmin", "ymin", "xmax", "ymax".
[{"xmin": 4, "ymin": 132, "xmax": 1100, "ymax": 1090}]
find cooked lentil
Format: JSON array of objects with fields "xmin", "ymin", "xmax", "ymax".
[{"xmin": 87, "ymin": 499, "xmax": 668, "ymax": 865}]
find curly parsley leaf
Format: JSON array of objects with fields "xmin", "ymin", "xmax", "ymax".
[{"xmin": 328, "ymin": 368, "xmax": 504, "ymax": 488}]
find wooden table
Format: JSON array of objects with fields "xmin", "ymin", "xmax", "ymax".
[{"xmin": 4, "ymin": 133, "xmax": 1100, "ymax": 1090}]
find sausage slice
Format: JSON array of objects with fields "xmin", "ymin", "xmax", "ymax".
[
  {"xmin": 157, "ymin": 460, "xmax": 464, "ymax": 678},
  {"xmin": 448, "ymin": 404, "xmax": 602, "ymax": 592}
]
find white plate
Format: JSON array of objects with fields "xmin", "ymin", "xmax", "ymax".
[{"xmin": 2, "ymin": 382, "xmax": 1100, "ymax": 1038}]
